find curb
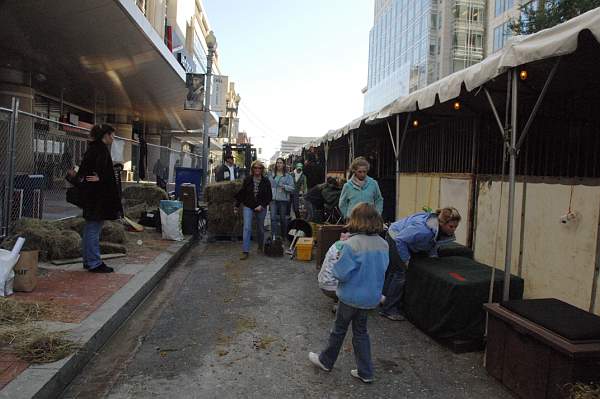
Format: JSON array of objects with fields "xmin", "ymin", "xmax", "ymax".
[{"xmin": 1, "ymin": 236, "xmax": 196, "ymax": 399}]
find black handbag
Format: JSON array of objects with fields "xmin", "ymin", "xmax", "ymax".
[{"xmin": 264, "ymin": 236, "xmax": 284, "ymax": 257}]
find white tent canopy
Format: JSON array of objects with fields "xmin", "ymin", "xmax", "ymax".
[{"xmin": 303, "ymin": 7, "xmax": 600, "ymax": 150}]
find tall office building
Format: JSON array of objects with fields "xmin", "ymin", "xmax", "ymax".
[
  {"xmin": 364, "ymin": 0, "xmax": 486, "ymax": 113},
  {"xmin": 487, "ymin": 0, "xmax": 536, "ymax": 54}
]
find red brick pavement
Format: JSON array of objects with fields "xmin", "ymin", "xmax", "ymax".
[
  {"xmin": 14, "ymin": 270, "xmax": 132, "ymax": 323},
  {"xmin": 2, "ymin": 231, "xmax": 172, "ymax": 390},
  {"xmin": 0, "ymin": 353, "xmax": 29, "ymax": 390}
]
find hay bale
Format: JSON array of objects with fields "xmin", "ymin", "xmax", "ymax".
[
  {"xmin": 1, "ymin": 218, "xmax": 56, "ymax": 260},
  {"xmin": 46, "ymin": 231, "xmax": 81, "ymax": 260},
  {"xmin": 205, "ymin": 181, "xmax": 242, "ymax": 204},
  {"xmin": 122, "ymin": 184, "xmax": 168, "ymax": 208},
  {"xmin": 99, "ymin": 242, "xmax": 127, "ymax": 254},
  {"xmin": 207, "ymin": 202, "xmax": 243, "ymax": 236},
  {"xmin": 568, "ymin": 383, "xmax": 600, "ymax": 399},
  {"xmin": 124, "ymin": 203, "xmax": 147, "ymax": 220},
  {"xmin": 53, "ymin": 217, "xmax": 85, "ymax": 235},
  {"xmin": 1, "ymin": 217, "xmax": 125, "ymax": 260},
  {"xmin": 101, "ymin": 221, "xmax": 126, "ymax": 244}
]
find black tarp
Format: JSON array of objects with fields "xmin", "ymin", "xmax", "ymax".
[{"xmin": 404, "ymin": 256, "xmax": 524, "ymax": 341}]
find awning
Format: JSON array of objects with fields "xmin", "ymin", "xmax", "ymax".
[
  {"xmin": 305, "ymin": 7, "xmax": 600, "ymax": 150},
  {"xmin": 0, "ymin": 0, "xmax": 217, "ymax": 133}
]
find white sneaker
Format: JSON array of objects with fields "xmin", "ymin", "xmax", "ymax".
[
  {"xmin": 308, "ymin": 352, "xmax": 331, "ymax": 371},
  {"xmin": 351, "ymin": 369, "xmax": 374, "ymax": 383}
]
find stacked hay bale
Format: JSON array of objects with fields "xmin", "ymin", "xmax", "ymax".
[
  {"xmin": 205, "ymin": 181, "xmax": 243, "ymax": 237},
  {"xmin": 1, "ymin": 218, "xmax": 127, "ymax": 261},
  {"xmin": 122, "ymin": 184, "xmax": 168, "ymax": 220}
]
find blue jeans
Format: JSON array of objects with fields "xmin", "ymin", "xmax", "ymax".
[
  {"xmin": 82, "ymin": 220, "xmax": 104, "ymax": 269},
  {"xmin": 381, "ymin": 268, "xmax": 406, "ymax": 316},
  {"xmin": 270, "ymin": 200, "xmax": 288, "ymax": 238},
  {"xmin": 290, "ymin": 192, "xmax": 300, "ymax": 218},
  {"xmin": 319, "ymin": 302, "xmax": 373, "ymax": 379},
  {"xmin": 242, "ymin": 206, "xmax": 266, "ymax": 253}
]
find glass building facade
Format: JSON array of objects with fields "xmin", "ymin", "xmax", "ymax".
[
  {"xmin": 365, "ymin": 0, "xmax": 439, "ymax": 113},
  {"xmin": 451, "ymin": 0, "xmax": 486, "ymax": 72},
  {"xmin": 364, "ymin": 0, "xmax": 486, "ymax": 113}
]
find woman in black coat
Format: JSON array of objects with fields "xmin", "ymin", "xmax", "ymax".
[
  {"xmin": 234, "ymin": 160, "xmax": 272, "ymax": 260},
  {"xmin": 68, "ymin": 124, "xmax": 122, "ymax": 273}
]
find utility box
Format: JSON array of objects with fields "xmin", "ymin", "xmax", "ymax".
[{"xmin": 484, "ymin": 299, "xmax": 600, "ymax": 399}]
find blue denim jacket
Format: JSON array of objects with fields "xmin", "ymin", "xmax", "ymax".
[{"xmin": 268, "ymin": 173, "xmax": 295, "ymax": 201}]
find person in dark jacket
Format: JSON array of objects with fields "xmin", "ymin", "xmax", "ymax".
[
  {"xmin": 214, "ymin": 154, "xmax": 240, "ymax": 182},
  {"xmin": 234, "ymin": 160, "xmax": 272, "ymax": 260},
  {"xmin": 303, "ymin": 182, "xmax": 326, "ymax": 222},
  {"xmin": 303, "ymin": 153, "xmax": 325, "ymax": 189},
  {"xmin": 68, "ymin": 124, "xmax": 122, "ymax": 273}
]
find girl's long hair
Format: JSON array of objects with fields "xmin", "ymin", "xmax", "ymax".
[
  {"xmin": 275, "ymin": 157, "xmax": 287, "ymax": 175},
  {"xmin": 346, "ymin": 202, "xmax": 383, "ymax": 235}
]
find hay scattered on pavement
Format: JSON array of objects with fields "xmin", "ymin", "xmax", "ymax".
[
  {"xmin": 14, "ymin": 329, "xmax": 78, "ymax": 364},
  {"xmin": 0, "ymin": 298, "xmax": 77, "ymax": 364},
  {"xmin": 0, "ymin": 298, "xmax": 55, "ymax": 324}
]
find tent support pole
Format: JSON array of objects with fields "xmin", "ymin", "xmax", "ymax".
[
  {"xmin": 504, "ymin": 68, "xmax": 518, "ymax": 301},
  {"xmin": 484, "ymin": 88, "xmax": 508, "ymax": 142},
  {"xmin": 395, "ymin": 113, "xmax": 411, "ymax": 219},
  {"xmin": 516, "ymin": 57, "xmax": 561, "ymax": 151},
  {"xmin": 387, "ymin": 120, "xmax": 398, "ymax": 157},
  {"xmin": 395, "ymin": 114, "xmax": 400, "ymax": 219},
  {"xmin": 324, "ymin": 142, "xmax": 329, "ymax": 175}
]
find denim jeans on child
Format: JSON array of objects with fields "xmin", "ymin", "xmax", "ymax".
[
  {"xmin": 270, "ymin": 200, "xmax": 288, "ymax": 238},
  {"xmin": 82, "ymin": 220, "xmax": 104, "ymax": 269},
  {"xmin": 242, "ymin": 206, "xmax": 267, "ymax": 253},
  {"xmin": 319, "ymin": 301, "xmax": 373, "ymax": 379},
  {"xmin": 381, "ymin": 232, "xmax": 407, "ymax": 316}
]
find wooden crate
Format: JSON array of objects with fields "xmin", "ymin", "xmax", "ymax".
[{"xmin": 485, "ymin": 302, "xmax": 600, "ymax": 399}]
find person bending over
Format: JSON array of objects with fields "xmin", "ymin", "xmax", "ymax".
[{"xmin": 380, "ymin": 207, "xmax": 461, "ymax": 321}]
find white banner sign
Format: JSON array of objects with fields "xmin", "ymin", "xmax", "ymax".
[
  {"xmin": 231, "ymin": 118, "xmax": 240, "ymax": 138},
  {"xmin": 211, "ymin": 75, "xmax": 228, "ymax": 112}
]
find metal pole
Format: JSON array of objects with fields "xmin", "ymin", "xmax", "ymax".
[
  {"xmin": 6, "ymin": 97, "xmax": 19, "ymax": 233},
  {"xmin": 395, "ymin": 114, "xmax": 400, "ymax": 219},
  {"xmin": 504, "ymin": 69, "xmax": 518, "ymax": 301},
  {"xmin": 201, "ymin": 45, "xmax": 215, "ymax": 196}
]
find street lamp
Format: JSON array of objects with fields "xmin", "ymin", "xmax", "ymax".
[{"xmin": 201, "ymin": 30, "xmax": 217, "ymax": 196}]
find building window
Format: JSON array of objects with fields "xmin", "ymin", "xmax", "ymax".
[
  {"xmin": 493, "ymin": 21, "xmax": 511, "ymax": 52},
  {"xmin": 495, "ymin": 0, "xmax": 515, "ymax": 17}
]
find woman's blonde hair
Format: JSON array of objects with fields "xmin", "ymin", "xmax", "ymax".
[
  {"xmin": 436, "ymin": 207, "xmax": 461, "ymax": 225},
  {"xmin": 346, "ymin": 202, "xmax": 384, "ymax": 235},
  {"xmin": 250, "ymin": 160, "xmax": 266, "ymax": 176},
  {"xmin": 350, "ymin": 157, "xmax": 370, "ymax": 172}
]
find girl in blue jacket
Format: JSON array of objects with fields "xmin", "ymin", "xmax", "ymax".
[{"xmin": 309, "ymin": 202, "xmax": 388, "ymax": 383}]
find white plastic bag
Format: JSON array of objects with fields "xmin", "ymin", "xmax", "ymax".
[
  {"xmin": 159, "ymin": 200, "xmax": 184, "ymax": 241},
  {"xmin": 0, "ymin": 237, "xmax": 26, "ymax": 297}
]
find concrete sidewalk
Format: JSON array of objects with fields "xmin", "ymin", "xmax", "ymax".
[{"xmin": 0, "ymin": 232, "xmax": 196, "ymax": 399}]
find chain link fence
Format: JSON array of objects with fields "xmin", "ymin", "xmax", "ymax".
[{"xmin": 0, "ymin": 97, "xmax": 202, "ymax": 238}]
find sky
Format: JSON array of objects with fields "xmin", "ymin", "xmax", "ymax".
[{"xmin": 203, "ymin": 0, "xmax": 374, "ymax": 161}]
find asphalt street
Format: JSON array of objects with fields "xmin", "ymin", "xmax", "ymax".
[{"xmin": 61, "ymin": 241, "xmax": 514, "ymax": 399}]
